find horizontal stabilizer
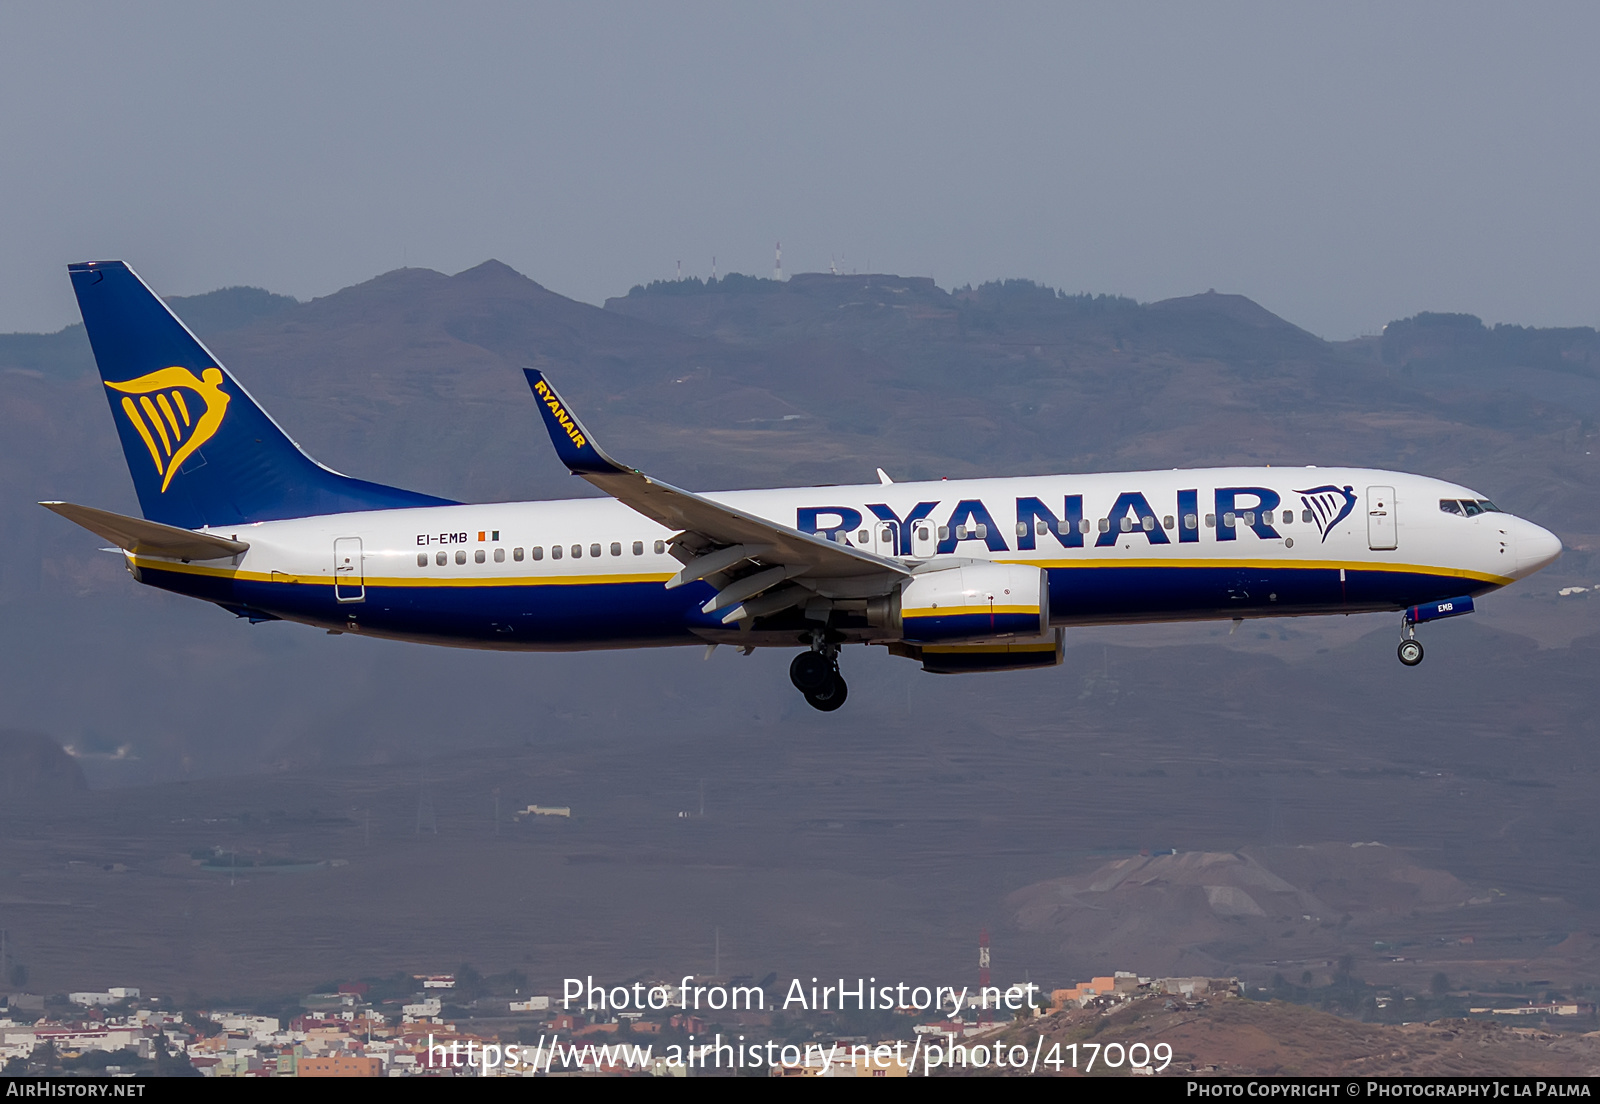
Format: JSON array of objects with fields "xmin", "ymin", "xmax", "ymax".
[{"xmin": 40, "ymin": 501, "xmax": 248, "ymax": 560}]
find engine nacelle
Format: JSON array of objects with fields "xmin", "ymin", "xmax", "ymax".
[
  {"xmin": 897, "ymin": 562, "xmax": 1049, "ymax": 645},
  {"xmin": 902, "ymin": 629, "xmax": 1065, "ymax": 674}
]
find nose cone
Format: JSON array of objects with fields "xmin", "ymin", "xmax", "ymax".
[{"xmin": 1511, "ymin": 517, "xmax": 1562, "ymax": 578}]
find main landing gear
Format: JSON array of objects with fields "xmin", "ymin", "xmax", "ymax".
[
  {"xmin": 790, "ymin": 640, "xmax": 847, "ymax": 712},
  {"xmin": 1397, "ymin": 616, "xmax": 1424, "ymax": 667}
]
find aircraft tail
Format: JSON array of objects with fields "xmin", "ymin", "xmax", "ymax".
[{"xmin": 68, "ymin": 260, "xmax": 454, "ymax": 529}]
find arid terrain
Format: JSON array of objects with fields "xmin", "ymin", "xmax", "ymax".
[{"xmin": 976, "ymin": 992, "xmax": 1600, "ymax": 1076}]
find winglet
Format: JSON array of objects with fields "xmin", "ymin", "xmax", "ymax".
[{"xmin": 523, "ymin": 369, "xmax": 626, "ymax": 475}]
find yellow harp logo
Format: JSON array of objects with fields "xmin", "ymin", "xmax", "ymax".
[{"xmin": 106, "ymin": 367, "xmax": 231, "ymax": 492}]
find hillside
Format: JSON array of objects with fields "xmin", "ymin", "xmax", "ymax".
[{"xmin": 974, "ymin": 992, "xmax": 1600, "ymax": 1076}]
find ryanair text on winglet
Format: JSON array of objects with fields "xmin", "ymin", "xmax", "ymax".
[{"xmin": 533, "ymin": 380, "xmax": 587, "ymax": 450}]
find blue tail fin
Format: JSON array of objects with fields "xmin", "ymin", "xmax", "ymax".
[{"xmin": 69, "ymin": 260, "xmax": 454, "ymax": 529}]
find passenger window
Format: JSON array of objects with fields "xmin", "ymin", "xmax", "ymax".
[
  {"xmin": 954, "ymin": 525, "xmax": 967, "ymax": 539},
  {"xmin": 1079, "ymin": 518, "xmax": 1092, "ymax": 534},
  {"xmin": 417, "ymin": 553, "xmax": 427, "ymax": 567},
  {"xmin": 1243, "ymin": 511, "xmax": 1255, "ymax": 526},
  {"xmin": 1223, "ymin": 512, "xmax": 1236, "ymax": 527},
  {"xmin": 654, "ymin": 540, "xmax": 666, "ymax": 554},
  {"xmin": 633, "ymin": 541, "xmax": 644, "ymax": 555},
  {"xmin": 513, "ymin": 547, "xmax": 524, "ymax": 561},
  {"xmin": 531, "ymin": 547, "xmax": 543, "ymax": 561},
  {"xmin": 1262, "ymin": 510, "xmax": 1274, "ymax": 524},
  {"xmin": 1205, "ymin": 513, "xmax": 1216, "ymax": 528},
  {"xmin": 938, "ymin": 526, "xmax": 949, "ymax": 540},
  {"xmin": 1037, "ymin": 521, "xmax": 1048, "ymax": 536},
  {"xmin": 1184, "ymin": 513, "xmax": 1197, "ymax": 529},
  {"xmin": 975, "ymin": 524, "xmax": 987, "ymax": 539},
  {"xmin": 436, "ymin": 551, "xmax": 447, "ymax": 566},
  {"xmin": 551, "ymin": 546, "xmax": 562, "ymax": 560},
  {"xmin": 1098, "ymin": 518, "xmax": 1111, "ymax": 533},
  {"xmin": 1439, "ymin": 499, "xmax": 1465, "ymax": 516},
  {"xmin": 610, "ymin": 542, "xmax": 621, "ymax": 557},
  {"xmin": 1119, "ymin": 517, "xmax": 1131, "ymax": 533},
  {"xmin": 590, "ymin": 543, "xmax": 601, "ymax": 558},
  {"xmin": 494, "ymin": 547, "xmax": 505, "ymax": 562},
  {"xmin": 1301, "ymin": 509, "xmax": 1312, "ymax": 523},
  {"xmin": 1163, "ymin": 515, "xmax": 1174, "ymax": 530},
  {"xmin": 1279, "ymin": 510, "xmax": 1290, "ymax": 524},
  {"xmin": 1016, "ymin": 522, "xmax": 1028, "ymax": 537},
  {"xmin": 1141, "ymin": 516, "xmax": 1154, "ymax": 531},
  {"xmin": 474, "ymin": 549, "xmax": 485, "ymax": 563},
  {"xmin": 1056, "ymin": 520, "xmax": 1070, "ymax": 535},
  {"xmin": 857, "ymin": 530, "xmax": 869, "ymax": 543},
  {"xmin": 572, "ymin": 544, "xmax": 583, "ymax": 558},
  {"xmin": 455, "ymin": 550, "xmax": 467, "ymax": 565},
  {"xmin": 917, "ymin": 526, "xmax": 930, "ymax": 541}
]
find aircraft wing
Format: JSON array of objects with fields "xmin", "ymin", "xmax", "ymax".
[
  {"xmin": 41, "ymin": 501, "xmax": 249, "ymax": 560},
  {"xmin": 524, "ymin": 370, "xmax": 907, "ymax": 622}
]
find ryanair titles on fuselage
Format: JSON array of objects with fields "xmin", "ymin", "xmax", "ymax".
[{"xmin": 796, "ymin": 481, "xmax": 1357, "ymax": 553}]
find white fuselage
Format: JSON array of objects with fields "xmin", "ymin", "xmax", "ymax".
[{"xmin": 123, "ymin": 466, "xmax": 1560, "ymax": 652}]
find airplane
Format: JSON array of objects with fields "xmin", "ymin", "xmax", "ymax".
[{"xmin": 42, "ymin": 260, "xmax": 1563, "ymax": 711}]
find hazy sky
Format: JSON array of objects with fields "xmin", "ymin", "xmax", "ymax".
[{"xmin": 3, "ymin": 3, "xmax": 1598, "ymax": 338}]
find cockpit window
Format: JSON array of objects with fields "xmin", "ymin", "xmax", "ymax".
[{"xmin": 1442, "ymin": 498, "xmax": 1503, "ymax": 517}]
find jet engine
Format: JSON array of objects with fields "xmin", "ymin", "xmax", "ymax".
[{"xmin": 893, "ymin": 562, "xmax": 1050, "ymax": 645}]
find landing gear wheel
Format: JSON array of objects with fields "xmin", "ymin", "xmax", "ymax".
[
  {"xmin": 1397, "ymin": 639, "xmax": 1424, "ymax": 666},
  {"xmin": 804, "ymin": 673, "xmax": 848, "ymax": 712},
  {"xmin": 790, "ymin": 651, "xmax": 833, "ymax": 692}
]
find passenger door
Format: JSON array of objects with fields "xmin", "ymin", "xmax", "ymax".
[
  {"xmin": 1367, "ymin": 486, "xmax": 1397, "ymax": 551},
  {"xmin": 334, "ymin": 537, "xmax": 365, "ymax": 602}
]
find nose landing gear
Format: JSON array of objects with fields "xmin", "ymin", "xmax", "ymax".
[
  {"xmin": 1395, "ymin": 595, "xmax": 1474, "ymax": 666},
  {"xmin": 790, "ymin": 638, "xmax": 848, "ymax": 711}
]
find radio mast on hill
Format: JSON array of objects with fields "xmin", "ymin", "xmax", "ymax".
[
  {"xmin": 773, "ymin": 242, "xmax": 782, "ymax": 281},
  {"xmin": 978, "ymin": 929, "xmax": 992, "ymax": 1022}
]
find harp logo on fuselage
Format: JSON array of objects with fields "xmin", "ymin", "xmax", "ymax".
[
  {"xmin": 1296, "ymin": 485, "xmax": 1357, "ymax": 543},
  {"xmin": 105, "ymin": 366, "xmax": 231, "ymax": 492}
]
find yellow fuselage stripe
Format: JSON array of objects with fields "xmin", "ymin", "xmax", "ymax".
[
  {"xmin": 906, "ymin": 605, "xmax": 1040, "ymax": 618},
  {"xmin": 129, "ymin": 555, "xmax": 1510, "ymax": 589},
  {"xmin": 923, "ymin": 643, "xmax": 1059, "ymax": 654},
  {"xmin": 1011, "ymin": 557, "xmax": 1510, "ymax": 586},
  {"xmin": 130, "ymin": 556, "xmax": 675, "ymax": 588}
]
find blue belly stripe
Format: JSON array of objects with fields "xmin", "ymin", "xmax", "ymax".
[{"xmin": 132, "ymin": 562, "xmax": 1501, "ymax": 643}]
